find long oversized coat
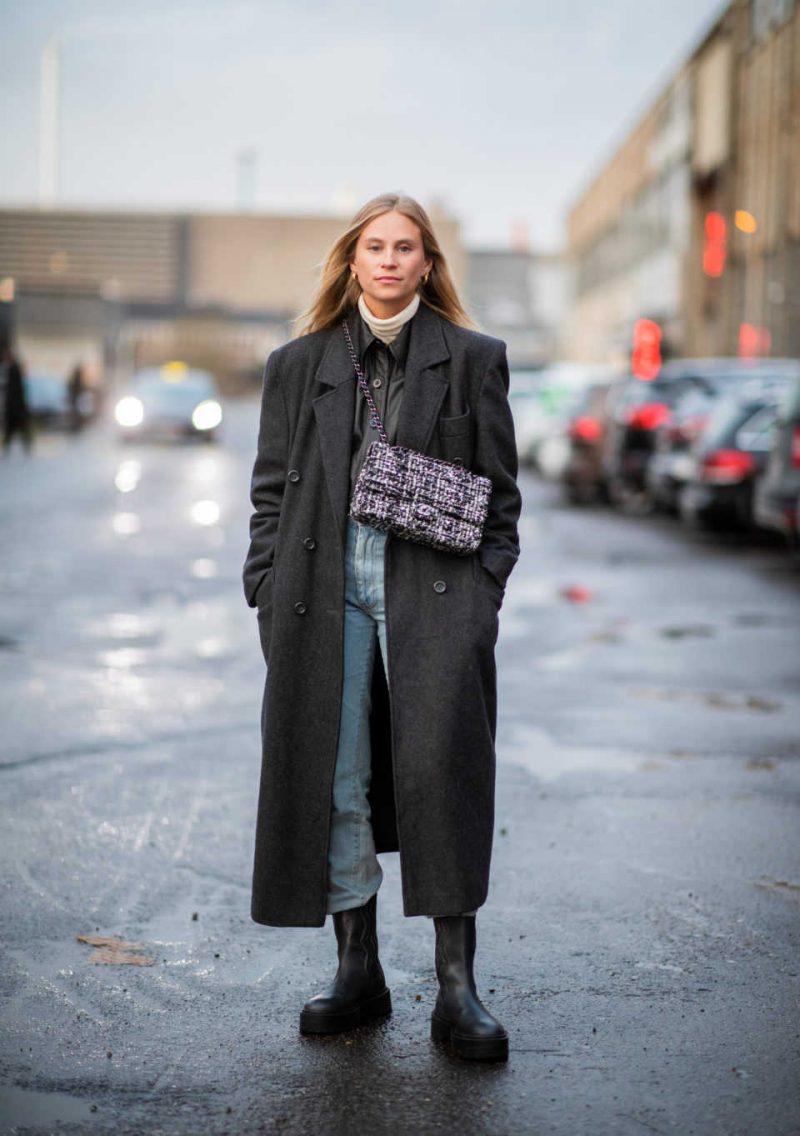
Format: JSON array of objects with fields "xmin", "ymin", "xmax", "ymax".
[{"xmin": 243, "ymin": 302, "xmax": 521, "ymax": 926}]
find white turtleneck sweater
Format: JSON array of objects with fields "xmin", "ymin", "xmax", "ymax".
[{"xmin": 358, "ymin": 292, "xmax": 420, "ymax": 345}]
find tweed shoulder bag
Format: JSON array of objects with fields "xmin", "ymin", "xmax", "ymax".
[{"xmin": 344, "ymin": 319, "xmax": 491, "ymax": 555}]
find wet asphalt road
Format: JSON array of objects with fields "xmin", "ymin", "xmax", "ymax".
[{"xmin": 1, "ymin": 402, "xmax": 799, "ymax": 1136}]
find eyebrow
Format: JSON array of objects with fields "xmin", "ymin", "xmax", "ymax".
[{"xmin": 363, "ymin": 236, "xmax": 417, "ymax": 244}]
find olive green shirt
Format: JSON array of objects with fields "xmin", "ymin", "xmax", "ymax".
[{"xmin": 349, "ymin": 314, "xmax": 413, "ymax": 494}]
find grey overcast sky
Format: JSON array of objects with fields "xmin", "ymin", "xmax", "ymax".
[{"xmin": 0, "ymin": 0, "xmax": 725, "ymax": 250}]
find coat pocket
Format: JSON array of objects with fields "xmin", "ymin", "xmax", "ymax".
[
  {"xmin": 437, "ymin": 409, "xmax": 474, "ymax": 466},
  {"xmin": 255, "ymin": 566, "xmax": 275, "ymax": 610},
  {"xmin": 438, "ymin": 409, "xmax": 472, "ymax": 437},
  {"xmin": 255, "ymin": 568, "xmax": 275, "ymax": 661},
  {"xmin": 472, "ymin": 556, "xmax": 504, "ymax": 607}
]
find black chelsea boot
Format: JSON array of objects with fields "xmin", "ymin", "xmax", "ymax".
[
  {"xmin": 431, "ymin": 914, "xmax": 508, "ymax": 1061},
  {"xmin": 299, "ymin": 894, "xmax": 391, "ymax": 1035}
]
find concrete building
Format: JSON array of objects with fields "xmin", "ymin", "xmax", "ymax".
[
  {"xmin": 0, "ymin": 205, "xmax": 465, "ymax": 392},
  {"xmin": 467, "ymin": 248, "xmax": 567, "ymax": 369},
  {"xmin": 567, "ymin": 0, "xmax": 800, "ymax": 365}
]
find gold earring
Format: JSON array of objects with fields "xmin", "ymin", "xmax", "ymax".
[{"xmin": 421, "ymin": 273, "xmax": 429, "ymax": 286}]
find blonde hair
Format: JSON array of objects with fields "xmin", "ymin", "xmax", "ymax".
[{"xmin": 297, "ymin": 193, "xmax": 474, "ymax": 336}]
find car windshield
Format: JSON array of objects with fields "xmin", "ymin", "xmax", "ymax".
[
  {"xmin": 132, "ymin": 369, "xmax": 215, "ymax": 402},
  {"xmin": 619, "ymin": 379, "xmax": 675, "ymax": 407},
  {"xmin": 702, "ymin": 388, "xmax": 785, "ymax": 450}
]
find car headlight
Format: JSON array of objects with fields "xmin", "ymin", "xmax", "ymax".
[
  {"xmin": 115, "ymin": 397, "xmax": 144, "ymax": 427},
  {"xmin": 192, "ymin": 400, "xmax": 223, "ymax": 431}
]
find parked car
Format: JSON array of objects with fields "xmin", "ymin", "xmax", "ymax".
[
  {"xmin": 511, "ymin": 363, "xmax": 617, "ymax": 474},
  {"xmin": 679, "ymin": 375, "xmax": 794, "ymax": 530},
  {"xmin": 602, "ymin": 374, "xmax": 678, "ymax": 507},
  {"xmin": 115, "ymin": 363, "xmax": 223, "ymax": 443},
  {"xmin": 561, "ymin": 379, "xmax": 620, "ymax": 503},
  {"xmin": 753, "ymin": 365, "xmax": 800, "ymax": 549},
  {"xmin": 647, "ymin": 359, "xmax": 800, "ymax": 513}
]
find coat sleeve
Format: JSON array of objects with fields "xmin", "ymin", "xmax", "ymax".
[
  {"xmin": 243, "ymin": 352, "xmax": 290, "ymax": 607},
  {"xmin": 473, "ymin": 342, "xmax": 521, "ymax": 590}
]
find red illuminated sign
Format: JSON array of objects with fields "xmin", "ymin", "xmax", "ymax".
[
  {"xmin": 703, "ymin": 212, "xmax": 727, "ymax": 277},
  {"xmin": 738, "ymin": 323, "xmax": 771, "ymax": 359},
  {"xmin": 631, "ymin": 318, "xmax": 662, "ymax": 380}
]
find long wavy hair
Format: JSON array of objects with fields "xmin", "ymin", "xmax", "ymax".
[{"xmin": 296, "ymin": 193, "xmax": 474, "ymax": 336}]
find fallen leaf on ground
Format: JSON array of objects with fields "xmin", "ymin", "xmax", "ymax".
[{"xmin": 77, "ymin": 934, "xmax": 155, "ymax": 966}]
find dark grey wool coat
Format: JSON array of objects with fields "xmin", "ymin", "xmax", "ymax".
[{"xmin": 243, "ymin": 302, "xmax": 521, "ymax": 927}]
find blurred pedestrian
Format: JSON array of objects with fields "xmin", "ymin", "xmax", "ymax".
[
  {"xmin": 67, "ymin": 361, "xmax": 86, "ymax": 432},
  {"xmin": 243, "ymin": 193, "xmax": 520, "ymax": 1061},
  {"xmin": 2, "ymin": 346, "xmax": 32, "ymax": 454}
]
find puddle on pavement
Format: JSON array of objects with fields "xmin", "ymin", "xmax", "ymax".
[
  {"xmin": 731, "ymin": 611, "xmax": 800, "ymax": 629},
  {"xmin": 114, "ymin": 459, "xmax": 141, "ymax": 493},
  {"xmin": 755, "ymin": 877, "xmax": 800, "ymax": 896},
  {"xmin": 0, "ymin": 1083, "xmax": 99, "ymax": 1128},
  {"xmin": 746, "ymin": 757, "xmax": 777, "ymax": 771},
  {"xmin": 659, "ymin": 624, "xmax": 715, "ymax": 639},
  {"xmin": 190, "ymin": 499, "xmax": 221, "ymax": 526},
  {"xmin": 631, "ymin": 687, "xmax": 781, "ymax": 713},
  {"xmin": 196, "ymin": 637, "xmax": 228, "ymax": 659},
  {"xmin": 500, "ymin": 724, "xmax": 649, "ymax": 782},
  {"xmin": 191, "ymin": 558, "xmax": 217, "ymax": 579},
  {"xmin": 112, "ymin": 512, "xmax": 140, "ymax": 536},
  {"xmin": 103, "ymin": 612, "xmax": 161, "ymax": 644},
  {"xmin": 98, "ymin": 647, "xmax": 151, "ymax": 669}
]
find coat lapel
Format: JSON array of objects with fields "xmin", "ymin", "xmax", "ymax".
[
  {"xmin": 312, "ymin": 312, "xmax": 358, "ymax": 545},
  {"xmin": 396, "ymin": 303, "xmax": 451, "ymax": 452},
  {"xmin": 312, "ymin": 304, "xmax": 452, "ymax": 544}
]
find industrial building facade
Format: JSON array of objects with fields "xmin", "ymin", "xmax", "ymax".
[
  {"xmin": 567, "ymin": 0, "xmax": 800, "ymax": 365},
  {"xmin": 0, "ymin": 207, "xmax": 465, "ymax": 392}
]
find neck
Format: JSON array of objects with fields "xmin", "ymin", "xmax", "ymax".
[{"xmin": 358, "ymin": 293, "xmax": 420, "ymax": 344}]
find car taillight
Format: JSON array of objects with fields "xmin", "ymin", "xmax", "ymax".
[
  {"xmin": 792, "ymin": 426, "xmax": 800, "ymax": 469},
  {"xmin": 700, "ymin": 449, "xmax": 756, "ymax": 484},
  {"xmin": 627, "ymin": 402, "xmax": 671, "ymax": 431},
  {"xmin": 569, "ymin": 415, "xmax": 602, "ymax": 442}
]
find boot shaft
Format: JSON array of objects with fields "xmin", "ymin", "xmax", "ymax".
[
  {"xmin": 433, "ymin": 915, "xmax": 479, "ymax": 997},
  {"xmin": 332, "ymin": 894, "xmax": 384, "ymax": 985}
]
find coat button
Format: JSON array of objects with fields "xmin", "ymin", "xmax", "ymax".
[
  {"xmin": 294, "ymin": 601, "xmax": 307, "ymax": 615},
  {"xmin": 288, "ymin": 469, "xmax": 301, "ymax": 483},
  {"xmin": 303, "ymin": 537, "xmax": 316, "ymax": 551},
  {"xmin": 433, "ymin": 580, "xmax": 447, "ymax": 594},
  {"xmin": 372, "ymin": 378, "xmax": 383, "ymax": 388},
  {"xmin": 453, "ymin": 457, "xmax": 464, "ymax": 466}
]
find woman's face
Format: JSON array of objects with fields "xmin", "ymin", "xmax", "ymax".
[{"xmin": 350, "ymin": 211, "xmax": 432, "ymax": 319}]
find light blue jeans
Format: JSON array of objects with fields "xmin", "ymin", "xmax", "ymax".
[{"xmin": 326, "ymin": 519, "xmax": 389, "ymax": 914}]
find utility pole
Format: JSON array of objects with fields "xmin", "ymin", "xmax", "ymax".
[
  {"xmin": 39, "ymin": 40, "xmax": 59, "ymax": 207},
  {"xmin": 236, "ymin": 148, "xmax": 258, "ymax": 212}
]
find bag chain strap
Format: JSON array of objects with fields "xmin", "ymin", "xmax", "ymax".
[{"xmin": 342, "ymin": 319, "xmax": 389, "ymax": 446}]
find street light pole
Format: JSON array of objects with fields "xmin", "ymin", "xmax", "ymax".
[{"xmin": 38, "ymin": 40, "xmax": 59, "ymax": 207}]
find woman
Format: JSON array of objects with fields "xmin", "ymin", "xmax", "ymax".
[{"xmin": 243, "ymin": 193, "xmax": 520, "ymax": 1061}]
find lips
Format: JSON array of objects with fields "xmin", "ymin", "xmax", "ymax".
[{"xmin": 376, "ymin": 277, "xmax": 401, "ymax": 283}]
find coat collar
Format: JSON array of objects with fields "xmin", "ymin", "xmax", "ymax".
[{"xmin": 314, "ymin": 301, "xmax": 450, "ymax": 389}]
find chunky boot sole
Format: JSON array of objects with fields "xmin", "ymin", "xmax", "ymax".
[
  {"xmin": 431, "ymin": 1012, "xmax": 509, "ymax": 1062},
  {"xmin": 299, "ymin": 987, "xmax": 392, "ymax": 1036}
]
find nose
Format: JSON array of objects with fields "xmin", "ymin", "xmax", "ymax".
[{"xmin": 380, "ymin": 250, "xmax": 398, "ymax": 267}]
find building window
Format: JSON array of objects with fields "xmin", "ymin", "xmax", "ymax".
[{"xmin": 752, "ymin": 0, "xmax": 795, "ymax": 41}]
